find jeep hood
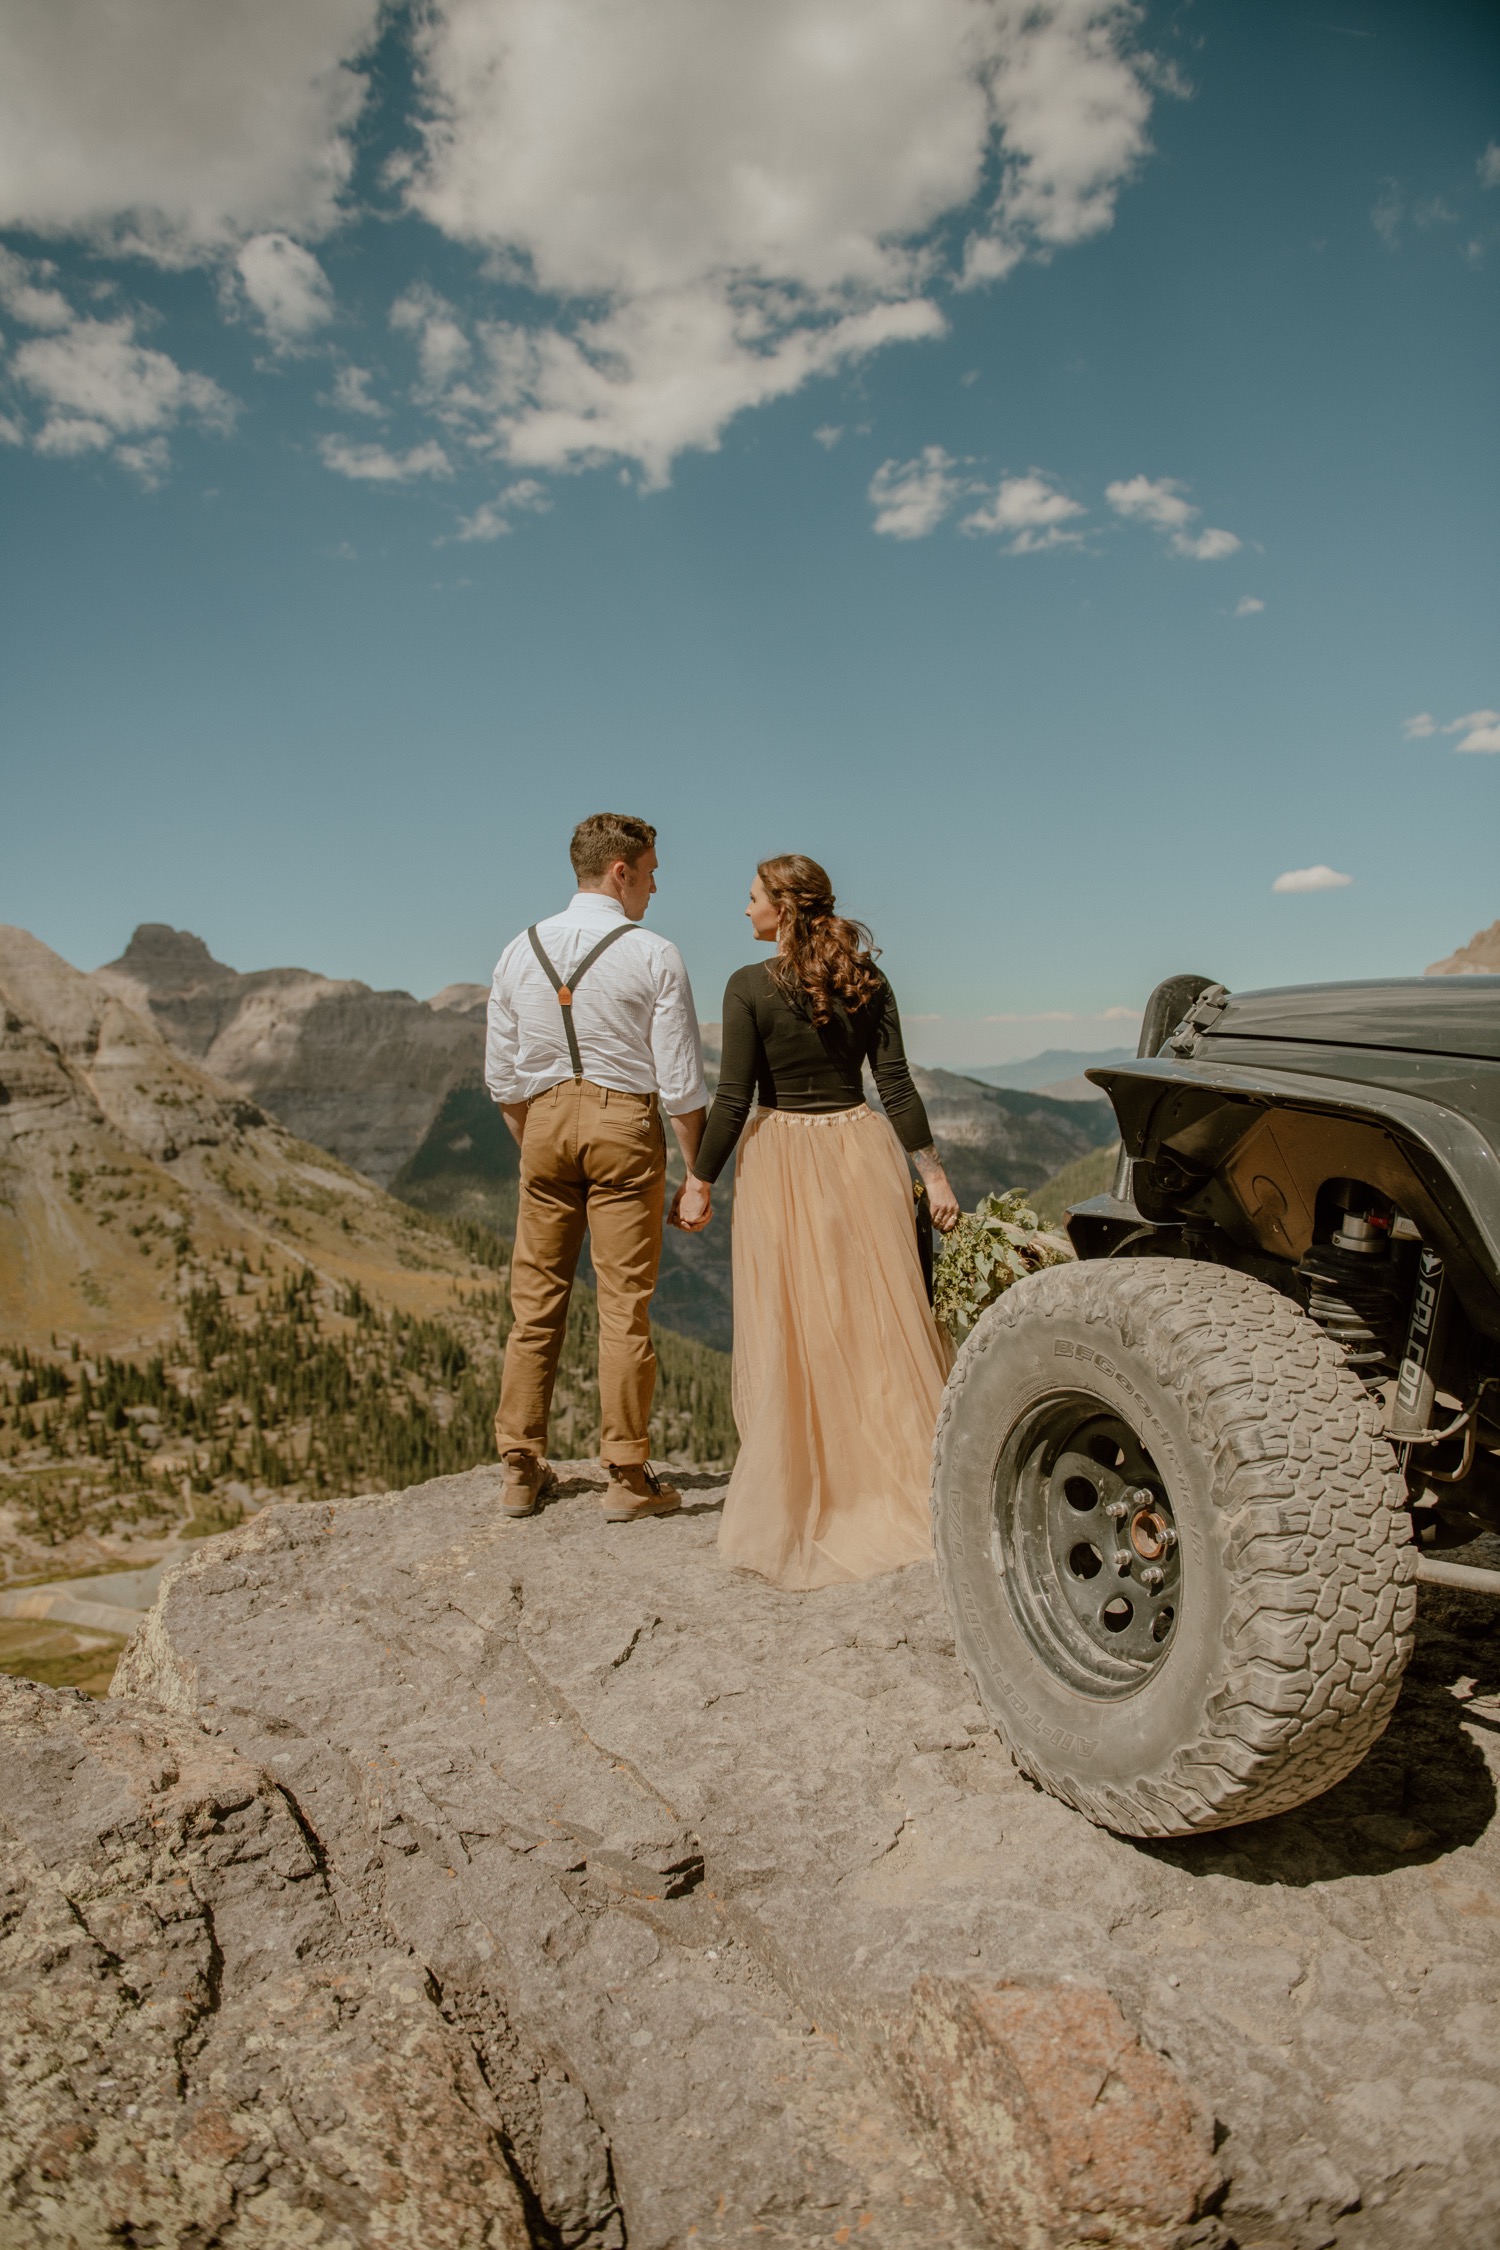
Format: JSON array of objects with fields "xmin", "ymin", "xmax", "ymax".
[{"xmin": 1198, "ymin": 977, "xmax": 1500, "ymax": 1065}]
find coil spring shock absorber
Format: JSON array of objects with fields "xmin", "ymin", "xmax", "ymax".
[{"xmin": 1297, "ymin": 1185, "xmax": 1408, "ymax": 1384}]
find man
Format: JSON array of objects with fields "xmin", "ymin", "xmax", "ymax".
[{"xmin": 485, "ymin": 813, "xmax": 711, "ymax": 1522}]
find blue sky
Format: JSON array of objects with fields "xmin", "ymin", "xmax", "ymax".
[{"xmin": 1, "ymin": 0, "xmax": 1496, "ymax": 1064}]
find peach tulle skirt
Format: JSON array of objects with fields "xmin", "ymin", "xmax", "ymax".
[{"xmin": 717, "ymin": 1104, "xmax": 954, "ymax": 1592}]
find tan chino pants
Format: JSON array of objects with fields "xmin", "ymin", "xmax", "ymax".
[{"xmin": 494, "ymin": 1079, "xmax": 666, "ymax": 1465}]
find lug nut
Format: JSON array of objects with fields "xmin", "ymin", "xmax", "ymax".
[
  {"xmin": 1142, "ymin": 1565, "xmax": 1165, "ymax": 1590},
  {"xmin": 1115, "ymin": 1552, "xmax": 1134, "ymax": 1576},
  {"xmin": 1104, "ymin": 1497, "xmax": 1128, "ymax": 1520}
]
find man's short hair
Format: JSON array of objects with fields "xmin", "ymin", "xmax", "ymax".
[{"xmin": 570, "ymin": 813, "xmax": 657, "ymax": 881}]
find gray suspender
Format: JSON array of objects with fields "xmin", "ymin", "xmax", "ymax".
[{"xmin": 526, "ymin": 922, "xmax": 636, "ymax": 1080}]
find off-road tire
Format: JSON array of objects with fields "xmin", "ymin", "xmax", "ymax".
[{"xmin": 932, "ymin": 1259, "xmax": 1417, "ymax": 1836}]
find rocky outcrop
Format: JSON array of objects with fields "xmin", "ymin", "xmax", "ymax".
[
  {"xmin": 96, "ymin": 925, "xmax": 484, "ymax": 1187},
  {"xmin": 0, "ymin": 1673, "xmax": 534, "ymax": 2248},
  {"xmin": 1427, "ymin": 919, "xmax": 1500, "ymax": 975},
  {"xmin": 109, "ymin": 1467, "xmax": 1500, "ymax": 2248}
]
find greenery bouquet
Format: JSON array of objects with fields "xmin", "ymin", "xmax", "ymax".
[{"xmin": 932, "ymin": 1189, "xmax": 1074, "ymax": 1344}]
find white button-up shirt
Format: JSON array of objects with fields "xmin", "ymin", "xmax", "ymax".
[{"xmin": 485, "ymin": 892, "xmax": 709, "ymax": 1116}]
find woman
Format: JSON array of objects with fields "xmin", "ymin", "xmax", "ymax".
[{"xmin": 676, "ymin": 855, "xmax": 960, "ymax": 1591}]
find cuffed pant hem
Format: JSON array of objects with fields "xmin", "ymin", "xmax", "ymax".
[{"xmin": 494, "ymin": 1432, "xmax": 546, "ymax": 1459}]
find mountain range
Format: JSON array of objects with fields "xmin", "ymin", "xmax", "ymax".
[
  {"xmin": 94, "ymin": 923, "xmax": 483, "ymax": 1186},
  {"xmin": 942, "ymin": 1048, "xmax": 1135, "ymax": 1100}
]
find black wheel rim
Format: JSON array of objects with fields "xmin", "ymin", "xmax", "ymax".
[{"xmin": 992, "ymin": 1393, "xmax": 1182, "ymax": 1699}]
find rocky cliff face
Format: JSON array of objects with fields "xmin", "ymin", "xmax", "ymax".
[
  {"xmin": 0, "ymin": 924, "xmax": 490, "ymax": 1358},
  {"xmin": 95, "ymin": 925, "xmax": 484, "ymax": 1187}
]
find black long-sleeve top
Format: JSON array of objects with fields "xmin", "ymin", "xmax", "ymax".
[{"xmin": 692, "ymin": 962, "xmax": 934, "ymax": 1185}]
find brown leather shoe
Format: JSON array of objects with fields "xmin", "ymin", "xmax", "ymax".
[
  {"xmin": 601, "ymin": 1462, "xmax": 681, "ymax": 1522},
  {"xmin": 500, "ymin": 1450, "xmax": 556, "ymax": 1517}
]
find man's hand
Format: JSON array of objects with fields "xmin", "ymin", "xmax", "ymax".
[{"xmin": 671, "ymin": 1175, "xmax": 713, "ymax": 1232}]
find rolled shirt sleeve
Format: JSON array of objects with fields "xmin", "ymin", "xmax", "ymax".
[
  {"xmin": 484, "ymin": 949, "xmax": 526, "ymax": 1105},
  {"xmin": 650, "ymin": 942, "xmax": 710, "ymax": 1116}
]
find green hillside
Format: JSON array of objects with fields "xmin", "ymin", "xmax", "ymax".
[
  {"xmin": 1, "ymin": 1217, "xmax": 735, "ymax": 1564},
  {"xmin": 1030, "ymin": 1142, "xmax": 1121, "ymax": 1232}
]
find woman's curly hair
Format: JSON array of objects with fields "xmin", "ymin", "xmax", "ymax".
[{"xmin": 758, "ymin": 854, "xmax": 883, "ymax": 1025}]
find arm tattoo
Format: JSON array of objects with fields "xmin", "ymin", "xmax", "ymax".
[{"xmin": 911, "ymin": 1144, "xmax": 946, "ymax": 1182}]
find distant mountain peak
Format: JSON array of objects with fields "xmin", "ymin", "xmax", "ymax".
[
  {"xmin": 426, "ymin": 983, "xmax": 490, "ymax": 1017},
  {"xmin": 1427, "ymin": 919, "xmax": 1500, "ymax": 976},
  {"xmin": 99, "ymin": 923, "xmax": 239, "ymax": 996}
]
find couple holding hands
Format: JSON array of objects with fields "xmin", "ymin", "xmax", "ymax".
[{"xmin": 485, "ymin": 811, "xmax": 960, "ymax": 1592}]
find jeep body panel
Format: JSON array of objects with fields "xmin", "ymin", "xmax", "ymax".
[{"xmin": 1193, "ymin": 975, "xmax": 1500, "ymax": 1066}]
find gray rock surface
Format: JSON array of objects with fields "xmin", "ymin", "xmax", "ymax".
[
  {"xmin": 108, "ymin": 1467, "xmax": 1500, "ymax": 2247},
  {"xmin": 0, "ymin": 1672, "xmax": 534, "ymax": 2248}
]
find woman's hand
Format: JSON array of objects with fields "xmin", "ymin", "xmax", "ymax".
[
  {"xmin": 671, "ymin": 1175, "xmax": 713, "ymax": 1232},
  {"xmin": 913, "ymin": 1146, "xmax": 961, "ymax": 1234},
  {"xmin": 927, "ymin": 1172, "xmax": 961, "ymax": 1234}
]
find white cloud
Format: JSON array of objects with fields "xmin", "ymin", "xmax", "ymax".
[
  {"xmin": 1233, "ymin": 595, "xmax": 1265, "ymax": 617},
  {"xmin": 1481, "ymin": 144, "xmax": 1500, "ymax": 191},
  {"xmin": 391, "ymin": 286, "xmax": 472, "ymax": 392},
  {"xmin": 0, "ymin": 0, "xmax": 380, "ymax": 257},
  {"xmin": 1409, "ymin": 708, "xmax": 1500, "ymax": 753},
  {"xmin": 1444, "ymin": 708, "xmax": 1500, "ymax": 754},
  {"xmin": 33, "ymin": 413, "xmax": 114, "ymax": 456},
  {"xmin": 318, "ymin": 435, "xmax": 452, "ymax": 482},
  {"xmin": 1099, "ymin": 1005, "xmax": 1140, "ymax": 1021},
  {"xmin": 868, "ymin": 446, "xmax": 961, "ymax": 540},
  {"xmin": 0, "ymin": 1, "xmax": 1166, "ymax": 492},
  {"xmin": 1106, "ymin": 473, "xmax": 1194, "ymax": 532},
  {"xmin": 399, "ymin": 0, "xmax": 1159, "ymax": 481},
  {"xmin": 452, "ymin": 476, "xmax": 551, "ymax": 540},
  {"xmin": 115, "ymin": 435, "xmax": 172, "ymax": 486},
  {"xmin": 959, "ymin": 4, "xmax": 1155, "ymax": 282},
  {"xmin": 236, "ymin": 233, "xmax": 334, "ymax": 344},
  {"xmin": 1175, "ymin": 524, "xmax": 1240, "ymax": 561},
  {"xmin": 813, "ymin": 425, "xmax": 844, "ymax": 449},
  {"xmin": 0, "ymin": 245, "xmax": 72, "ymax": 329},
  {"xmin": 327, "ymin": 364, "xmax": 386, "ymax": 418},
  {"xmin": 1105, "ymin": 473, "xmax": 1240, "ymax": 560},
  {"xmin": 438, "ymin": 290, "xmax": 942, "ymax": 491},
  {"xmin": 961, "ymin": 471, "xmax": 1085, "ymax": 551},
  {"xmin": 12, "ymin": 313, "xmax": 235, "ymax": 467},
  {"xmin": 0, "ymin": 411, "xmax": 23, "ymax": 446},
  {"xmin": 1273, "ymin": 865, "xmax": 1352, "ymax": 894}
]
